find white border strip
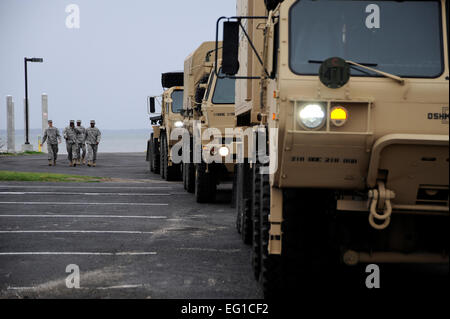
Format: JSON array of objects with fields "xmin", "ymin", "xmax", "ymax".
[
  {"xmin": 0, "ymin": 214, "xmax": 167, "ymax": 219},
  {"xmin": 0, "ymin": 230, "xmax": 154, "ymax": 234},
  {"xmin": 0, "ymin": 202, "xmax": 168, "ymax": 206},
  {"xmin": 0, "ymin": 192, "xmax": 171, "ymax": 196},
  {"xmin": 0, "ymin": 186, "xmax": 171, "ymax": 189},
  {"xmin": 0, "ymin": 252, "xmax": 157, "ymax": 256}
]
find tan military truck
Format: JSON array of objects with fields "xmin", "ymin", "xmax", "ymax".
[
  {"xmin": 147, "ymin": 72, "xmax": 184, "ymax": 181},
  {"xmin": 182, "ymin": 42, "xmax": 238, "ymax": 203},
  {"xmin": 219, "ymin": 0, "xmax": 449, "ymax": 296}
]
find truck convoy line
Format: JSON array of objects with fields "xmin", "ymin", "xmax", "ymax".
[{"xmin": 147, "ymin": 0, "xmax": 449, "ymax": 298}]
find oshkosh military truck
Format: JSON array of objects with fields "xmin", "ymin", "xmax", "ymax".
[
  {"xmin": 219, "ymin": 0, "xmax": 449, "ymax": 296},
  {"xmin": 182, "ymin": 42, "xmax": 238, "ymax": 203},
  {"xmin": 147, "ymin": 72, "xmax": 184, "ymax": 181}
]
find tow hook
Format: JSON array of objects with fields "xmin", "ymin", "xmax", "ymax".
[{"xmin": 368, "ymin": 181, "xmax": 396, "ymax": 230}]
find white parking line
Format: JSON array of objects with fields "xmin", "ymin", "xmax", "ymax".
[
  {"xmin": 0, "ymin": 230, "xmax": 154, "ymax": 234},
  {"xmin": 8, "ymin": 284, "xmax": 145, "ymax": 291},
  {"xmin": 0, "ymin": 192, "xmax": 171, "ymax": 196},
  {"xmin": 0, "ymin": 214, "xmax": 167, "ymax": 219},
  {"xmin": 0, "ymin": 202, "xmax": 168, "ymax": 206},
  {"xmin": 95, "ymin": 284, "xmax": 144, "ymax": 290},
  {"xmin": 0, "ymin": 252, "xmax": 157, "ymax": 256},
  {"xmin": 0, "ymin": 185, "xmax": 171, "ymax": 190}
]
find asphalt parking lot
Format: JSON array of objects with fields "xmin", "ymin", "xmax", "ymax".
[
  {"xmin": 0, "ymin": 153, "xmax": 262, "ymax": 298},
  {"xmin": 0, "ymin": 153, "xmax": 448, "ymax": 298}
]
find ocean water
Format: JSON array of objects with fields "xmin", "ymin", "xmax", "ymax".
[{"xmin": 0, "ymin": 129, "xmax": 151, "ymax": 154}]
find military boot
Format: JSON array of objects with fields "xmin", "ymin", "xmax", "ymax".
[
  {"xmin": 53, "ymin": 160, "xmax": 57, "ymax": 166},
  {"xmin": 87, "ymin": 161, "xmax": 92, "ymax": 167},
  {"xmin": 92, "ymin": 162, "xmax": 96, "ymax": 167},
  {"xmin": 69, "ymin": 161, "xmax": 73, "ymax": 167},
  {"xmin": 73, "ymin": 159, "xmax": 77, "ymax": 167},
  {"xmin": 48, "ymin": 160, "xmax": 53, "ymax": 166}
]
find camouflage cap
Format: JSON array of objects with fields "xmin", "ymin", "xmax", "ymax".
[
  {"xmin": 70, "ymin": 120, "xmax": 75, "ymax": 124},
  {"xmin": 90, "ymin": 120, "xmax": 96, "ymax": 124},
  {"xmin": 48, "ymin": 120, "xmax": 53, "ymax": 123},
  {"xmin": 77, "ymin": 120, "xmax": 82, "ymax": 123}
]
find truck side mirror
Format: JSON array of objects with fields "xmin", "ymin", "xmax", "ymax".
[
  {"xmin": 222, "ymin": 21, "xmax": 240, "ymax": 75},
  {"xmin": 148, "ymin": 97, "xmax": 156, "ymax": 113}
]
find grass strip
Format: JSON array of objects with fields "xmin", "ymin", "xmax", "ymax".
[{"xmin": 0, "ymin": 171, "xmax": 105, "ymax": 183}]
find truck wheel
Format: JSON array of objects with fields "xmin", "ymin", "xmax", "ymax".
[
  {"xmin": 152, "ymin": 137, "xmax": 160, "ymax": 175},
  {"xmin": 251, "ymin": 163, "xmax": 261, "ymax": 280},
  {"xmin": 195, "ymin": 162, "xmax": 216, "ymax": 203},
  {"xmin": 185, "ymin": 163, "xmax": 195, "ymax": 193},
  {"xmin": 183, "ymin": 163, "xmax": 187, "ymax": 190},
  {"xmin": 259, "ymin": 182, "xmax": 339, "ymax": 297},
  {"xmin": 231, "ymin": 166, "xmax": 238, "ymax": 209},
  {"xmin": 264, "ymin": 0, "xmax": 283, "ymax": 11},
  {"xmin": 160, "ymin": 134, "xmax": 167, "ymax": 179},
  {"xmin": 166, "ymin": 163, "xmax": 180, "ymax": 182},
  {"xmin": 235, "ymin": 164, "xmax": 242, "ymax": 234},
  {"xmin": 148, "ymin": 136, "xmax": 154, "ymax": 173},
  {"xmin": 283, "ymin": 189, "xmax": 339, "ymax": 290},
  {"xmin": 259, "ymin": 168, "xmax": 283, "ymax": 298},
  {"xmin": 161, "ymin": 138, "xmax": 180, "ymax": 182},
  {"xmin": 237, "ymin": 162, "xmax": 253, "ymax": 245}
]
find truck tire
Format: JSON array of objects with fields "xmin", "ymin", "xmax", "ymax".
[
  {"xmin": 251, "ymin": 162, "xmax": 261, "ymax": 280},
  {"xmin": 264, "ymin": 0, "xmax": 283, "ymax": 11},
  {"xmin": 166, "ymin": 162, "xmax": 180, "ymax": 182},
  {"xmin": 231, "ymin": 166, "xmax": 238, "ymax": 209},
  {"xmin": 237, "ymin": 162, "xmax": 253, "ymax": 245},
  {"xmin": 259, "ymin": 168, "xmax": 282, "ymax": 298},
  {"xmin": 283, "ymin": 189, "xmax": 339, "ymax": 291},
  {"xmin": 159, "ymin": 133, "xmax": 180, "ymax": 181},
  {"xmin": 185, "ymin": 163, "xmax": 195, "ymax": 193},
  {"xmin": 160, "ymin": 133, "xmax": 167, "ymax": 179},
  {"xmin": 161, "ymin": 72, "xmax": 184, "ymax": 89},
  {"xmin": 152, "ymin": 136, "xmax": 160, "ymax": 175},
  {"xmin": 235, "ymin": 164, "xmax": 242, "ymax": 234},
  {"xmin": 148, "ymin": 137, "xmax": 153, "ymax": 173},
  {"xmin": 259, "ymin": 181, "xmax": 339, "ymax": 297},
  {"xmin": 195, "ymin": 162, "xmax": 216, "ymax": 203},
  {"xmin": 183, "ymin": 163, "xmax": 187, "ymax": 190}
]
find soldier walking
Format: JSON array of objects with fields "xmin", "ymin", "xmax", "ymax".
[
  {"xmin": 85, "ymin": 120, "xmax": 101, "ymax": 167},
  {"xmin": 63, "ymin": 120, "xmax": 80, "ymax": 167},
  {"xmin": 76, "ymin": 120, "xmax": 87, "ymax": 165},
  {"xmin": 40, "ymin": 120, "xmax": 62, "ymax": 166}
]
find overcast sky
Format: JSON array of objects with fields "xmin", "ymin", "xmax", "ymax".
[{"xmin": 0, "ymin": 0, "xmax": 235, "ymax": 130}]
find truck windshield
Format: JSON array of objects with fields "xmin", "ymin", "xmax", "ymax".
[
  {"xmin": 171, "ymin": 90, "xmax": 183, "ymax": 113},
  {"xmin": 289, "ymin": 0, "xmax": 444, "ymax": 78},
  {"xmin": 212, "ymin": 73, "xmax": 236, "ymax": 104}
]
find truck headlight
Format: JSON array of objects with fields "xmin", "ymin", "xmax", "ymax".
[
  {"xmin": 174, "ymin": 121, "xmax": 184, "ymax": 128},
  {"xmin": 298, "ymin": 104, "xmax": 326, "ymax": 130},
  {"xmin": 218, "ymin": 146, "xmax": 230, "ymax": 157}
]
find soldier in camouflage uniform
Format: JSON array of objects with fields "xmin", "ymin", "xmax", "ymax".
[
  {"xmin": 40, "ymin": 120, "xmax": 62, "ymax": 166},
  {"xmin": 85, "ymin": 120, "xmax": 102, "ymax": 167},
  {"xmin": 63, "ymin": 120, "xmax": 80, "ymax": 167},
  {"xmin": 76, "ymin": 120, "xmax": 87, "ymax": 165}
]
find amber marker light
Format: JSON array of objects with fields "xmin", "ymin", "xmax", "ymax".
[{"xmin": 330, "ymin": 106, "xmax": 348, "ymax": 127}]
